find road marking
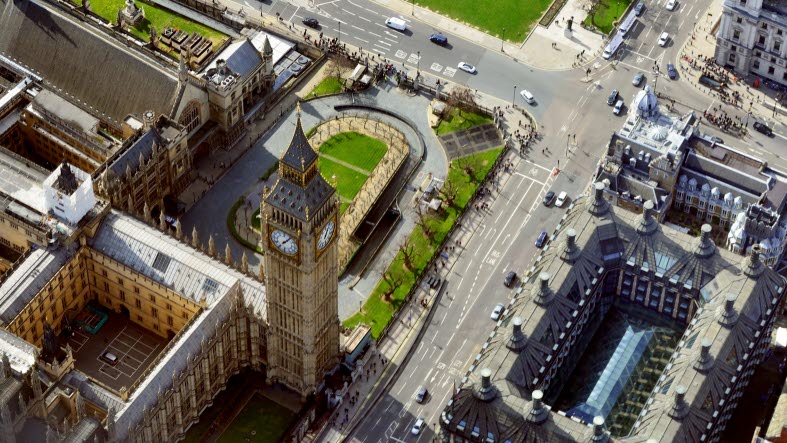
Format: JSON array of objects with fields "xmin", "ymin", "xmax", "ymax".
[
  {"xmin": 351, "ymin": 24, "xmax": 364, "ymax": 31},
  {"xmin": 365, "ymin": 7, "xmax": 379, "ymax": 15},
  {"xmin": 407, "ymin": 53, "xmax": 422, "ymax": 64},
  {"xmin": 394, "ymin": 49, "xmax": 407, "ymax": 58},
  {"xmin": 346, "ymin": 0, "xmax": 362, "ymax": 6},
  {"xmin": 430, "ymin": 62, "xmax": 443, "ymax": 72},
  {"xmin": 368, "ymin": 30, "xmax": 382, "ymax": 37},
  {"xmin": 358, "ymin": 15, "xmax": 372, "ymax": 22},
  {"xmin": 480, "ymin": 182, "xmax": 534, "ymax": 265},
  {"xmin": 384, "ymin": 36, "xmax": 399, "ymax": 43},
  {"xmin": 315, "ymin": 0, "xmax": 337, "ymax": 6},
  {"xmin": 512, "ymin": 172, "xmax": 545, "ymax": 185},
  {"xmin": 443, "ymin": 67, "xmax": 457, "ymax": 77},
  {"xmin": 344, "ymin": 9, "xmax": 356, "ymax": 16},
  {"xmin": 377, "ymin": 40, "xmax": 392, "ymax": 47}
]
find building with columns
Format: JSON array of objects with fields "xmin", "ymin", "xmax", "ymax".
[
  {"xmin": 715, "ymin": 0, "xmax": 787, "ymax": 84},
  {"xmin": 261, "ymin": 104, "xmax": 341, "ymax": 398},
  {"xmin": 0, "ymin": 108, "xmax": 340, "ymax": 441}
]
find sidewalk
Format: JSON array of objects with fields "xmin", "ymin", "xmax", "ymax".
[
  {"xmin": 368, "ymin": 0, "xmax": 605, "ymax": 71},
  {"xmin": 676, "ymin": 0, "xmax": 786, "ymax": 129},
  {"xmin": 311, "ymin": 148, "xmax": 523, "ymax": 443}
]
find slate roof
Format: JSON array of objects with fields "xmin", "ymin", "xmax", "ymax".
[
  {"xmin": 440, "ymin": 184, "xmax": 786, "ymax": 443},
  {"xmin": 280, "ymin": 113, "xmax": 318, "ymax": 173},
  {"xmin": 203, "ymin": 40, "xmax": 262, "ymax": 78},
  {"xmin": 683, "ymin": 152, "xmax": 770, "ymax": 197},
  {"xmin": 0, "ymin": 0, "xmax": 178, "ymax": 123},
  {"xmin": 265, "ymin": 174, "xmax": 335, "ymax": 222},
  {"xmin": 108, "ymin": 127, "xmax": 164, "ymax": 176}
]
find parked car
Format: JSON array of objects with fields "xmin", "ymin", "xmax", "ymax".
[
  {"xmin": 429, "ymin": 33, "xmax": 448, "ymax": 45},
  {"xmin": 708, "ymin": 135, "xmax": 724, "ymax": 143},
  {"xmin": 556, "ymin": 191, "xmax": 569, "ymax": 207},
  {"xmin": 634, "ymin": 2, "xmax": 645, "ymax": 15},
  {"xmin": 613, "ymin": 99, "xmax": 624, "ymax": 115},
  {"xmin": 753, "ymin": 122, "xmax": 774, "ymax": 136},
  {"xmin": 535, "ymin": 231, "xmax": 548, "ymax": 248},
  {"xmin": 411, "ymin": 418, "xmax": 425, "ymax": 435},
  {"xmin": 302, "ymin": 17, "xmax": 319, "ymax": 28},
  {"xmin": 458, "ymin": 62, "xmax": 476, "ymax": 73},
  {"xmin": 666, "ymin": 0, "xmax": 677, "ymax": 10},
  {"xmin": 607, "ymin": 89, "xmax": 619, "ymax": 105},
  {"xmin": 667, "ymin": 63, "xmax": 677, "ymax": 79},
  {"xmin": 504, "ymin": 271, "xmax": 517, "ymax": 287},
  {"xmin": 385, "ymin": 17, "xmax": 407, "ymax": 31},
  {"xmin": 543, "ymin": 190, "xmax": 556, "ymax": 206},
  {"xmin": 520, "ymin": 89, "xmax": 536, "ymax": 104},
  {"xmin": 491, "ymin": 303, "xmax": 505, "ymax": 321},
  {"xmin": 415, "ymin": 386, "xmax": 428, "ymax": 403},
  {"xmin": 632, "ymin": 72, "xmax": 645, "ymax": 86},
  {"xmin": 658, "ymin": 32, "xmax": 669, "ymax": 47}
]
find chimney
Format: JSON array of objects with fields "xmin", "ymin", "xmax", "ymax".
[
  {"xmin": 528, "ymin": 390, "xmax": 548, "ymax": 424},
  {"xmin": 533, "ymin": 272, "xmax": 554, "ymax": 306},
  {"xmin": 506, "ymin": 317, "xmax": 527, "ymax": 351},
  {"xmin": 694, "ymin": 338, "xmax": 714, "ymax": 372},
  {"xmin": 695, "ymin": 224, "xmax": 715, "ymax": 258},
  {"xmin": 592, "ymin": 416, "xmax": 608, "ymax": 442},
  {"xmin": 561, "ymin": 229, "xmax": 581, "ymax": 263},
  {"xmin": 142, "ymin": 110, "xmax": 155, "ymax": 132},
  {"xmin": 588, "ymin": 182, "xmax": 610, "ymax": 216},
  {"xmin": 637, "ymin": 200, "xmax": 658, "ymax": 235},
  {"xmin": 669, "ymin": 385, "xmax": 690, "ymax": 419},
  {"xmin": 718, "ymin": 293, "xmax": 739, "ymax": 327},
  {"xmin": 475, "ymin": 368, "xmax": 496, "ymax": 401}
]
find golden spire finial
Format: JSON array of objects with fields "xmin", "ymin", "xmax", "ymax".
[{"xmin": 296, "ymin": 101, "xmax": 302, "ymax": 119}]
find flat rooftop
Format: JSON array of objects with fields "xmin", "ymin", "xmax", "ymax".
[
  {"xmin": 65, "ymin": 305, "xmax": 168, "ymax": 393},
  {"xmin": 0, "ymin": 147, "xmax": 48, "ymax": 213}
]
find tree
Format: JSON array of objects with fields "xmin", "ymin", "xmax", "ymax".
[
  {"xmin": 398, "ymin": 237, "xmax": 419, "ymax": 272},
  {"xmin": 455, "ymin": 156, "xmax": 478, "ymax": 183},
  {"xmin": 379, "ymin": 268, "xmax": 403, "ymax": 302},
  {"xmin": 447, "ymin": 86, "xmax": 479, "ymax": 114},
  {"xmin": 438, "ymin": 179, "xmax": 459, "ymax": 208},
  {"xmin": 413, "ymin": 204, "xmax": 435, "ymax": 241}
]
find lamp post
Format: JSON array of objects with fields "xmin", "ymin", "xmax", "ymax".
[
  {"xmin": 501, "ymin": 27, "xmax": 506, "ymax": 51},
  {"xmin": 411, "ymin": 0, "xmax": 415, "ymax": 15},
  {"xmin": 566, "ymin": 133, "xmax": 570, "ymax": 157},
  {"xmin": 417, "ymin": 51, "xmax": 421, "ymax": 76},
  {"xmin": 338, "ymin": 21, "xmax": 341, "ymax": 46},
  {"xmin": 512, "ymin": 85, "xmax": 517, "ymax": 106}
]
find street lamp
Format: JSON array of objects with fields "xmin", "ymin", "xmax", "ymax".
[
  {"xmin": 338, "ymin": 21, "xmax": 341, "ymax": 46},
  {"xmin": 501, "ymin": 27, "xmax": 506, "ymax": 52},
  {"xmin": 417, "ymin": 51, "xmax": 421, "ymax": 76},
  {"xmin": 512, "ymin": 85, "xmax": 517, "ymax": 106},
  {"xmin": 411, "ymin": 0, "xmax": 415, "ymax": 15}
]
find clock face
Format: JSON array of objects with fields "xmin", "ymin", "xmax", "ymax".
[
  {"xmin": 317, "ymin": 220, "xmax": 335, "ymax": 250},
  {"xmin": 270, "ymin": 229, "xmax": 298, "ymax": 255}
]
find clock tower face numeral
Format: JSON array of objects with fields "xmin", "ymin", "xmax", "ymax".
[
  {"xmin": 271, "ymin": 229, "xmax": 298, "ymax": 255},
  {"xmin": 317, "ymin": 220, "xmax": 335, "ymax": 251}
]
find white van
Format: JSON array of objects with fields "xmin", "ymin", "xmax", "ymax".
[
  {"xmin": 385, "ymin": 17, "xmax": 407, "ymax": 31},
  {"xmin": 520, "ymin": 89, "xmax": 535, "ymax": 104}
]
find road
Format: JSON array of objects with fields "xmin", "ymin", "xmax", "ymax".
[{"xmin": 203, "ymin": 0, "xmax": 787, "ymax": 439}]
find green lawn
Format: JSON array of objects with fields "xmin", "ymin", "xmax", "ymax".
[
  {"xmin": 319, "ymin": 158, "xmax": 368, "ymax": 201},
  {"xmin": 218, "ymin": 394, "xmax": 297, "ymax": 443},
  {"xmin": 308, "ymin": 77, "xmax": 344, "ymax": 98},
  {"xmin": 318, "ymin": 132, "xmax": 388, "ymax": 171},
  {"xmin": 583, "ymin": 0, "xmax": 632, "ymax": 34},
  {"xmin": 436, "ymin": 109, "xmax": 493, "ymax": 136},
  {"xmin": 75, "ymin": 0, "xmax": 226, "ymax": 50},
  {"xmin": 415, "ymin": 0, "xmax": 552, "ymax": 41},
  {"xmin": 343, "ymin": 148, "xmax": 503, "ymax": 338}
]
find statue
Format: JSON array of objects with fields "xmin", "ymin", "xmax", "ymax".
[{"xmin": 43, "ymin": 322, "xmax": 57, "ymax": 361}]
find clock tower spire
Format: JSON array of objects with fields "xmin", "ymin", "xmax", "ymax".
[{"xmin": 261, "ymin": 102, "xmax": 340, "ymax": 398}]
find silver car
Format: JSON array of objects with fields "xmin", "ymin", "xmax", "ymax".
[{"xmin": 491, "ymin": 303, "xmax": 505, "ymax": 321}]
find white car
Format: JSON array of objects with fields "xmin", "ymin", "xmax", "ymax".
[
  {"xmin": 666, "ymin": 0, "xmax": 677, "ymax": 10},
  {"xmin": 520, "ymin": 89, "xmax": 535, "ymax": 104},
  {"xmin": 556, "ymin": 191, "xmax": 568, "ymax": 207},
  {"xmin": 458, "ymin": 62, "xmax": 476, "ymax": 74},
  {"xmin": 658, "ymin": 32, "xmax": 669, "ymax": 47},
  {"xmin": 411, "ymin": 418, "xmax": 425, "ymax": 435},
  {"xmin": 491, "ymin": 303, "xmax": 505, "ymax": 321}
]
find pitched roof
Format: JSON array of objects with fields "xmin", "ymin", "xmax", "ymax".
[
  {"xmin": 0, "ymin": 0, "xmax": 178, "ymax": 123},
  {"xmin": 280, "ymin": 111, "xmax": 318, "ymax": 173}
]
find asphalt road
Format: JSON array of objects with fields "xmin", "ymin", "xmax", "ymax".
[{"xmin": 207, "ymin": 0, "xmax": 787, "ymax": 438}]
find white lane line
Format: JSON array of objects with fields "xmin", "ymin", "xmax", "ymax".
[
  {"xmin": 384, "ymin": 36, "xmax": 398, "ymax": 43},
  {"xmin": 347, "ymin": 0, "xmax": 362, "ymax": 6},
  {"xmin": 359, "ymin": 15, "xmax": 372, "ymax": 22},
  {"xmin": 368, "ymin": 30, "xmax": 382, "ymax": 37},
  {"xmin": 480, "ymin": 182, "xmax": 534, "ymax": 265},
  {"xmin": 365, "ymin": 7, "xmax": 379, "ymax": 15},
  {"xmin": 355, "ymin": 36, "xmax": 369, "ymax": 43},
  {"xmin": 315, "ymin": 0, "xmax": 337, "ymax": 6},
  {"xmin": 351, "ymin": 24, "xmax": 364, "ymax": 31},
  {"xmin": 374, "ymin": 44, "xmax": 390, "ymax": 52},
  {"xmin": 377, "ymin": 40, "xmax": 392, "ymax": 46},
  {"xmin": 344, "ymin": 9, "xmax": 356, "ymax": 16}
]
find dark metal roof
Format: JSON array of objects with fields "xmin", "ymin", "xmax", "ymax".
[
  {"xmin": 265, "ymin": 173, "xmax": 334, "ymax": 222},
  {"xmin": 0, "ymin": 0, "xmax": 178, "ymax": 123}
]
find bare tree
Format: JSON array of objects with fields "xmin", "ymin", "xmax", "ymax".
[
  {"xmin": 414, "ymin": 204, "xmax": 435, "ymax": 241},
  {"xmin": 379, "ymin": 268, "xmax": 404, "ymax": 302},
  {"xmin": 398, "ymin": 236, "xmax": 419, "ymax": 272},
  {"xmin": 577, "ymin": 0, "xmax": 599, "ymax": 12},
  {"xmin": 438, "ymin": 180, "xmax": 459, "ymax": 208},
  {"xmin": 455, "ymin": 156, "xmax": 478, "ymax": 183},
  {"xmin": 447, "ymin": 86, "xmax": 479, "ymax": 113}
]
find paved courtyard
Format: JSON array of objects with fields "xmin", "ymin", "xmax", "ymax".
[
  {"xmin": 66, "ymin": 306, "xmax": 167, "ymax": 391},
  {"xmin": 438, "ymin": 122, "xmax": 504, "ymax": 159}
]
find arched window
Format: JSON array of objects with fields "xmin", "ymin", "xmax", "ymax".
[{"xmin": 179, "ymin": 100, "xmax": 201, "ymax": 133}]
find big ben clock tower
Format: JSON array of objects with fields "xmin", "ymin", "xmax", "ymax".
[{"xmin": 261, "ymin": 103, "xmax": 340, "ymax": 398}]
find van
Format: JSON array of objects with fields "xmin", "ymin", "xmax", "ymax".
[
  {"xmin": 619, "ymin": 21, "xmax": 633, "ymax": 36},
  {"xmin": 613, "ymin": 99, "xmax": 624, "ymax": 115},
  {"xmin": 385, "ymin": 17, "xmax": 407, "ymax": 31},
  {"xmin": 520, "ymin": 89, "xmax": 535, "ymax": 104}
]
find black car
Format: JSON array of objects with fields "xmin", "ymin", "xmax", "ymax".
[
  {"xmin": 302, "ymin": 17, "xmax": 319, "ymax": 28},
  {"xmin": 429, "ymin": 33, "xmax": 448, "ymax": 45},
  {"xmin": 504, "ymin": 271, "xmax": 516, "ymax": 287},
  {"xmin": 753, "ymin": 122, "xmax": 774, "ymax": 136},
  {"xmin": 634, "ymin": 2, "xmax": 645, "ymax": 15},
  {"xmin": 607, "ymin": 89, "xmax": 619, "ymax": 105},
  {"xmin": 667, "ymin": 63, "xmax": 677, "ymax": 79},
  {"xmin": 543, "ymin": 190, "xmax": 556, "ymax": 206},
  {"xmin": 535, "ymin": 231, "xmax": 548, "ymax": 248}
]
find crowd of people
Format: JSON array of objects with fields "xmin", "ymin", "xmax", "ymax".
[{"xmin": 703, "ymin": 107, "xmax": 745, "ymax": 133}]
